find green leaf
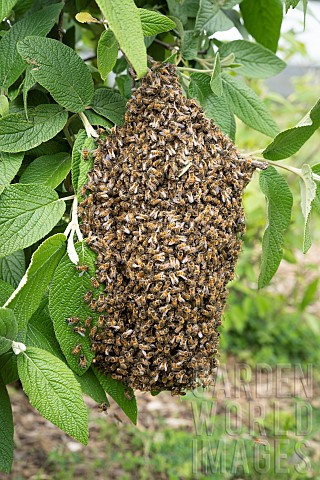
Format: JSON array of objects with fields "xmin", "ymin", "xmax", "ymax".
[
  {"xmin": 0, "ymin": 0, "xmax": 17, "ymax": 22},
  {"xmin": 95, "ymin": 0, "xmax": 147, "ymax": 79},
  {"xmin": 91, "ymin": 88, "xmax": 126, "ymax": 125},
  {"xmin": 299, "ymin": 164, "xmax": 317, "ymax": 253},
  {"xmin": 17, "ymin": 36, "xmax": 94, "ymax": 113},
  {"xmin": 285, "ymin": 0, "xmax": 300, "ymax": 11},
  {"xmin": 219, "ymin": 40, "xmax": 286, "ymax": 78},
  {"xmin": 93, "ymin": 367, "xmax": 137, "ymax": 424},
  {"xmin": 0, "ymin": 308, "xmax": 18, "ymax": 355},
  {"xmin": 26, "ymin": 296, "xmax": 65, "ymax": 361},
  {"xmin": 20, "ymin": 152, "xmax": 71, "ymax": 188},
  {"xmin": 0, "ymin": 104, "xmax": 68, "ymax": 153},
  {"xmin": 0, "ymin": 350, "xmax": 18, "ymax": 384},
  {"xmin": 97, "ymin": 30, "xmax": 118, "ymax": 81},
  {"xmin": 195, "ymin": 0, "xmax": 234, "ymax": 35},
  {"xmin": 49, "ymin": 243, "xmax": 99, "ymax": 376},
  {"xmin": 77, "ymin": 136, "xmax": 96, "ymax": 197},
  {"xmin": 0, "ymin": 251, "xmax": 25, "ymax": 289},
  {"xmin": 18, "ymin": 346, "xmax": 88, "ymax": 445},
  {"xmin": 0, "ymin": 95, "xmax": 9, "ymax": 116},
  {"xmin": 0, "ymin": 152, "xmax": 24, "ymax": 190},
  {"xmin": 85, "ymin": 110, "xmax": 113, "ymax": 129},
  {"xmin": 263, "ymin": 100, "xmax": 320, "ymax": 160},
  {"xmin": 0, "ymin": 3, "xmax": 63, "ymax": 89},
  {"xmin": 181, "ymin": 30, "xmax": 200, "ymax": 61},
  {"xmin": 5, "ymin": 234, "xmax": 67, "ymax": 329},
  {"xmin": 0, "ymin": 375, "xmax": 14, "ymax": 473},
  {"xmin": 0, "ymin": 280, "xmax": 14, "ymax": 306},
  {"xmin": 210, "ymin": 53, "xmax": 222, "ymax": 96},
  {"xmin": 258, "ymin": 166, "xmax": 293, "ymax": 288},
  {"xmin": 300, "ymin": 278, "xmax": 319, "ymax": 311},
  {"xmin": 311, "ymin": 164, "xmax": 320, "ymax": 216},
  {"xmin": 240, "ymin": 0, "xmax": 283, "ymax": 53},
  {"xmin": 222, "ymin": 73, "xmax": 279, "ymax": 137},
  {"xmin": 75, "ymin": 368, "xmax": 109, "ymax": 405},
  {"xmin": 139, "ymin": 8, "xmax": 176, "ymax": 36},
  {"xmin": 71, "ymin": 130, "xmax": 87, "ymax": 193},
  {"xmin": 0, "ymin": 184, "xmax": 66, "ymax": 258},
  {"xmin": 189, "ymin": 72, "xmax": 234, "ymax": 137},
  {"xmin": 23, "ymin": 66, "xmax": 35, "ymax": 119}
]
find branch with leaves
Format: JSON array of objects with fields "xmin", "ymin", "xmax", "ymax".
[{"xmin": 0, "ymin": 0, "xmax": 317, "ymax": 473}]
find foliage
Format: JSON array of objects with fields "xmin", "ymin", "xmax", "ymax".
[{"xmin": 0, "ymin": 0, "xmax": 318, "ymax": 473}]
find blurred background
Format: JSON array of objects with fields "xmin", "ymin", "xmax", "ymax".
[{"xmin": 3, "ymin": 2, "xmax": 320, "ymax": 480}]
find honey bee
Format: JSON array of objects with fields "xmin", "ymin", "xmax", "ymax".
[
  {"xmin": 74, "ymin": 326, "xmax": 86, "ymax": 337},
  {"xmin": 85, "ymin": 316, "xmax": 92, "ymax": 328},
  {"xmin": 66, "ymin": 317, "xmax": 80, "ymax": 326},
  {"xmin": 75, "ymin": 264, "xmax": 89, "ymax": 272},
  {"xmin": 90, "ymin": 277, "xmax": 100, "ymax": 288},
  {"xmin": 79, "ymin": 354, "xmax": 87, "ymax": 369},
  {"xmin": 99, "ymin": 402, "xmax": 109, "ymax": 412},
  {"xmin": 83, "ymin": 290, "xmax": 93, "ymax": 303},
  {"xmin": 90, "ymin": 298, "xmax": 97, "ymax": 311},
  {"xmin": 72, "ymin": 344, "xmax": 82, "ymax": 355},
  {"xmin": 124, "ymin": 389, "xmax": 133, "ymax": 400}
]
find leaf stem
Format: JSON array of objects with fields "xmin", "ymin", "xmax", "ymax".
[
  {"xmin": 79, "ymin": 112, "xmax": 99, "ymax": 138},
  {"xmin": 57, "ymin": 195, "xmax": 75, "ymax": 202},
  {"xmin": 177, "ymin": 67, "xmax": 212, "ymax": 73}
]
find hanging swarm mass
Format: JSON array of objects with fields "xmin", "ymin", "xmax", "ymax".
[{"xmin": 79, "ymin": 63, "xmax": 256, "ymax": 394}]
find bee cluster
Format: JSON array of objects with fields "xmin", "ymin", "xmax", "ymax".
[{"xmin": 79, "ymin": 63, "xmax": 256, "ymax": 394}]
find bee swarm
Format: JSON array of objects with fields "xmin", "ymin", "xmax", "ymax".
[{"xmin": 79, "ymin": 63, "xmax": 256, "ymax": 394}]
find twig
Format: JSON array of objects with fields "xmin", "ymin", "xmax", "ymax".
[
  {"xmin": 153, "ymin": 38, "xmax": 175, "ymax": 50},
  {"xmin": 57, "ymin": 2, "xmax": 65, "ymax": 42}
]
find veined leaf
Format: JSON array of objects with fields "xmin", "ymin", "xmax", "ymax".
[
  {"xmin": 0, "ymin": 375, "xmax": 14, "ymax": 473},
  {"xmin": 18, "ymin": 347, "xmax": 88, "ymax": 445},
  {"xmin": 263, "ymin": 99, "xmax": 320, "ymax": 160},
  {"xmin": 0, "ymin": 3, "xmax": 63, "ymax": 89},
  {"xmin": 222, "ymin": 73, "xmax": 279, "ymax": 137},
  {"xmin": 49, "ymin": 243, "xmax": 100, "ymax": 376},
  {"xmin": 95, "ymin": 0, "xmax": 147, "ymax": 79},
  {"xmin": 195, "ymin": 0, "xmax": 234, "ymax": 35},
  {"xmin": 0, "ymin": 184, "xmax": 66, "ymax": 258},
  {"xmin": 311, "ymin": 164, "xmax": 320, "ymax": 216},
  {"xmin": 258, "ymin": 166, "xmax": 293, "ymax": 288},
  {"xmin": 219, "ymin": 40, "xmax": 286, "ymax": 78},
  {"xmin": 17, "ymin": 36, "xmax": 94, "ymax": 113},
  {"xmin": 189, "ymin": 72, "xmax": 233, "ymax": 137},
  {"xmin": 139, "ymin": 9, "xmax": 176, "ymax": 36},
  {"xmin": 71, "ymin": 130, "xmax": 87, "ymax": 193},
  {"xmin": 6, "ymin": 234, "xmax": 67, "ymax": 329},
  {"xmin": 181, "ymin": 30, "xmax": 200, "ymax": 61},
  {"xmin": 77, "ymin": 137, "xmax": 96, "ymax": 197},
  {"xmin": 0, "ymin": 0, "xmax": 18, "ymax": 22},
  {"xmin": 26, "ymin": 296, "xmax": 65, "ymax": 361},
  {"xmin": 285, "ymin": 0, "xmax": 300, "ymax": 10},
  {"xmin": 97, "ymin": 30, "xmax": 118, "ymax": 81},
  {"xmin": 91, "ymin": 88, "xmax": 126, "ymax": 125},
  {"xmin": 299, "ymin": 164, "xmax": 317, "ymax": 253},
  {"xmin": 0, "ymin": 95, "xmax": 9, "ymax": 116},
  {"xmin": 0, "ymin": 251, "xmax": 25, "ymax": 289},
  {"xmin": 93, "ymin": 367, "xmax": 137, "ymax": 424},
  {"xmin": 210, "ymin": 53, "xmax": 222, "ymax": 96},
  {"xmin": 0, "ymin": 152, "xmax": 24, "ymax": 191},
  {"xmin": 20, "ymin": 152, "xmax": 71, "ymax": 189},
  {"xmin": 0, "ymin": 279, "xmax": 14, "ymax": 306},
  {"xmin": 240, "ymin": 0, "xmax": 283, "ymax": 53},
  {"xmin": 75, "ymin": 368, "xmax": 109, "ymax": 405},
  {"xmin": 0, "ymin": 104, "xmax": 68, "ymax": 153},
  {"xmin": 0, "ymin": 308, "xmax": 18, "ymax": 355}
]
